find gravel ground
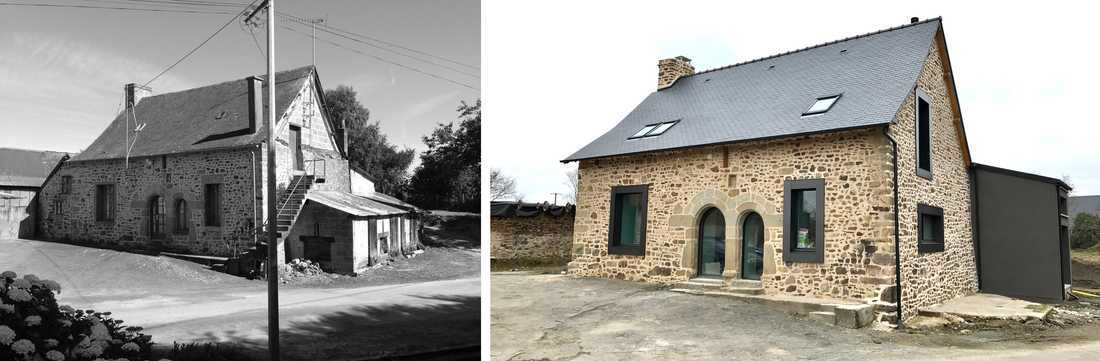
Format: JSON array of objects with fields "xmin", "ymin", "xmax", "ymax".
[{"xmin": 491, "ymin": 273, "xmax": 1100, "ymax": 361}]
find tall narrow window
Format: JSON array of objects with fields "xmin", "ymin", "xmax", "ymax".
[
  {"xmin": 204, "ymin": 183, "xmax": 222, "ymax": 227},
  {"xmin": 174, "ymin": 199, "xmax": 189, "ymax": 235},
  {"xmin": 916, "ymin": 89, "xmax": 932, "ymax": 179},
  {"xmin": 917, "ymin": 204, "xmax": 944, "ymax": 253},
  {"xmin": 60, "ymin": 176, "xmax": 72, "ymax": 194},
  {"xmin": 608, "ymin": 185, "xmax": 648, "ymax": 255},
  {"xmin": 783, "ymin": 179, "xmax": 825, "ymax": 263},
  {"xmin": 150, "ymin": 196, "xmax": 166, "ymax": 239},
  {"xmin": 94, "ymin": 184, "xmax": 115, "ymax": 222}
]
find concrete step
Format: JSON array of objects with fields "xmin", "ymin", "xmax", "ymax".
[
  {"xmin": 675, "ymin": 278, "xmax": 725, "ymax": 291},
  {"xmin": 277, "ymin": 225, "xmax": 288, "ymax": 231},
  {"xmin": 871, "ymin": 301, "xmax": 898, "ymax": 313},
  {"xmin": 724, "ymin": 287, "xmax": 764, "ymax": 295},
  {"xmin": 277, "ymin": 219, "xmax": 293, "ymax": 226},
  {"xmin": 728, "ymin": 279, "xmax": 762, "ymax": 288}
]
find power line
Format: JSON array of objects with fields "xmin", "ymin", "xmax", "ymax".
[
  {"xmin": 279, "ymin": 22, "xmax": 477, "ymax": 90},
  {"xmin": 279, "ymin": 11, "xmax": 479, "ymax": 71},
  {"xmin": 142, "ymin": 0, "xmax": 261, "ymax": 86},
  {"xmin": 0, "ymin": 2, "xmax": 236, "ymax": 14}
]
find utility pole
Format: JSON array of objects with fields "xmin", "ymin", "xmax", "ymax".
[
  {"xmin": 307, "ymin": 17, "xmax": 324, "ymax": 67},
  {"xmin": 550, "ymin": 192, "xmax": 561, "ymax": 206},
  {"xmin": 243, "ymin": 1, "xmax": 278, "ymax": 359}
]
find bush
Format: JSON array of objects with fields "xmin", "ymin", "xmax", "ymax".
[
  {"xmin": 166, "ymin": 342, "xmax": 258, "ymax": 361},
  {"xmin": 1072, "ymin": 213, "xmax": 1100, "ymax": 249},
  {"xmin": 0, "ymin": 271, "xmax": 153, "ymax": 361}
]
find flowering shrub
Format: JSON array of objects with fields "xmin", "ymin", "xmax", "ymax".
[{"xmin": 0, "ymin": 271, "xmax": 154, "ymax": 361}]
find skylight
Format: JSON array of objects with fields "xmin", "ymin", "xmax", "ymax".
[
  {"xmin": 802, "ymin": 95, "xmax": 841, "ymax": 116},
  {"xmin": 629, "ymin": 120, "xmax": 680, "ymax": 139}
]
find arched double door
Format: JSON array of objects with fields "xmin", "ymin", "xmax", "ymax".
[{"xmin": 696, "ymin": 209, "xmax": 764, "ymax": 280}]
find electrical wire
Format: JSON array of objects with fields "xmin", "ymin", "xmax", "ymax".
[
  {"xmin": 279, "ymin": 22, "xmax": 479, "ymax": 91},
  {"xmin": 0, "ymin": 2, "xmax": 235, "ymax": 14},
  {"xmin": 141, "ymin": 0, "xmax": 261, "ymax": 86}
]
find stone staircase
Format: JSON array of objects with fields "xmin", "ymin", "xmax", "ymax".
[
  {"xmin": 669, "ymin": 278, "xmax": 885, "ymax": 329},
  {"xmin": 672, "ymin": 278, "xmax": 764, "ymax": 296}
]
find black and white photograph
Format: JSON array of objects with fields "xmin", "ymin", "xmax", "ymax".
[{"xmin": 1, "ymin": 0, "xmax": 479, "ymax": 360}]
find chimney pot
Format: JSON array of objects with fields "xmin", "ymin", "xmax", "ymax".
[
  {"xmin": 657, "ymin": 56, "xmax": 695, "ymax": 90},
  {"xmin": 911, "ymin": 17, "xmax": 919, "ymax": 24},
  {"xmin": 246, "ymin": 76, "xmax": 263, "ymax": 134}
]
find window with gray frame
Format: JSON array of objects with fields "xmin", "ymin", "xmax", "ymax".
[
  {"xmin": 94, "ymin": 184, "xmax": 115, "ymax": 222},
  {"xmin": 917, "ymin": 204, "xmax": 944, "ymax": 253},
  {"xmin": 916, "ymin": 89, "xmax": 933, "ymax": 179},
  {"xmin": 204, "ymin": 183, "xmax": 222, "ymax": 227},
  {"xmin": 608, "ymin": 185, "xmax": 648, "ymax": 255},
  {"xmin": 783, "ymin": 179, "xmax": 825, "ymax": 263}
]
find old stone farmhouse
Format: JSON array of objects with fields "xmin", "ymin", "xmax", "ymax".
[
  {"xmin": 0, "ymin": 148, "xmax": 69, "ymax": 239},
  {"xmin": 563, "ymin": 17, "xmax": 1072, "ymax": 324},
  {"xmin": 37, "ymin": 66, "xmax": 420, "ymax": 274}
]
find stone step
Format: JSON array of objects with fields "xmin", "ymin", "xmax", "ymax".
[
  {"xmin": 871, "ymin": 301, "xmax": 898, "ymax": 313},
  {"xmin": 277, "ymin": 219, "xmax": 293, "ymax": 225},
  {"xmin": 809, "ymin": 311, "xmax": 836, "ymax": 325},
  {"xmin": 728, "ymin": 279, "xmax": 763, "ymax": 288},
  {"xmin": 277, "ymin": 225, "xmax": 288, "ymax": 231},
  {"xmin": 724, "ymin": 287, "xmax": 764, "ymax": 295},
  {"xmin": 675, "ymin": 278, "xmax": 724, "ymax": 290}
]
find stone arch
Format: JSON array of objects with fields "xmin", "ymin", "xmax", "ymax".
[{"xmin": 671, "ymin": 188, "xmax": 783, "ymax": 284}]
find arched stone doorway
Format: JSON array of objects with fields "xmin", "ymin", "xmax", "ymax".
[
  {"xmin": 697, "ymin": 208, "xmax": 725, "ymax": 277},
  {"xmin": 149, "ymin": 195, "xmax": 165, "ymax": 240},
  {"xmin": 740, "ymin": 212, "xmax": 765, "ymax": 280}
]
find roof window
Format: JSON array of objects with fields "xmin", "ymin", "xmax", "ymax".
[
  {"xmin": 629, "ymin": 120, "xmax": 680, "ymax": 139},
  {"xmin": 802, "ymin": 95, "xmax": 841, "ymax": 117}
]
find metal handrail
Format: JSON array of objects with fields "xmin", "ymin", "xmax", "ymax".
[{"xmin": 277, "ymin": 175, "xmax": 306, "ymax": 215}]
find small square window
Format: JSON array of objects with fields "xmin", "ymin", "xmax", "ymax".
[
  {"xmin": 647, "ymin": 121, "xmax": 677, "ymax": 136},
  {"xmin": 60, "ymin": 176, "xmax": 72, "ymax": 194},
  {"xmin": 802, "ymin": 95, "xmax": 841, "ymax": 116},
  {"xmin": 917, "ymin": 204, "xmax": 944, "ymax": 253},
  {"xmin": 631, "ymin": 125, "xmax": 658, "ymax": 138}
]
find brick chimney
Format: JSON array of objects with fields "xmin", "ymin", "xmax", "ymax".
[
  {"xmin": 657, "ymin": 56, "xmax": 694, "ymax": 90},
  {"xmin": 246, "ymin": 76, "xmax": 262, "ymax": 134},
  {"xmin": 124, "ymin": 83, "xmax": 151, "ymax": 109}
]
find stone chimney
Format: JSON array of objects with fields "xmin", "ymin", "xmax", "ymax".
[
  {"xmin": 246, "ymin": 76, "xmax": 262, "ymax": 134},
  {"xmin": 124, "ymin": 83, "xmax": 152, "ymax": 109},
  {"xmin": 657, "ymin": 56, "xmax": 694, "ymax": 90}
]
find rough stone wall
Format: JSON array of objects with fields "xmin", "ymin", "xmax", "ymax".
[
  {"xmin": 38, "ymin": 148, "xmax": 262, "ymax": 256},
  {"xmin": 490, "ymin": 213, "xmax": 574, "ymax": 262},
  {"xmin": 272, "ymin": 80, "xmax": 350, "ymax": 194},
  {"xmin": 283, "ymin": 202, "xmax": 353, "ymax": 273},
  {"xmin": 569, "ymin": 128, "xmax": 897, "ymax": 302},
  {"xmin": 890, "ymin": 38, "xmax": 978, "ymax": 320},
  {"xmin": 0, "ymin": 188, "xmax": 37, "ymax": 239}
]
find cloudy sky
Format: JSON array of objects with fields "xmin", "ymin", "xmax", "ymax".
[
  {"xmin": 484, "ymin": 0, "xmax": 1100, "ymax": 203},
  {"xmin": 0, "ymin": 0, "xmax": 479, "ymax": 160}
]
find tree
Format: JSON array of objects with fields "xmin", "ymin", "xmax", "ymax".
[
  {"xmin": 1072, "ymin": 213, "xmax": 1100, "ymax": 249},
  {"xmin": 563, "ymin": 168, "xmax": 579, "ymax": 205},
  {"xmin": 490, "ymin": 168, "xmax": 517, "ymax": 201},
  {"xmin": 409, "ymin": 100, "xmax": 480, "ymax": 211},
  {"xmin": 325, "ymin": 86, "xmax": 415, "ymax": 196}
]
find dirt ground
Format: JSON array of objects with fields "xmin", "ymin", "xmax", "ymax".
[
  {"xmin": 491, "ymin": 273, "xmax": 1100, "ymax": 361},
  {"xmin": 1072, "ymin": 247, "xmax": 1100, "ymax": 291}
]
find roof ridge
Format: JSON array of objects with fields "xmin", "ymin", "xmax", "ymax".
[
  {"xmin": 688, "ymin": 17, "xmax": 942, "ymax": 78},
  {"xmin": 139, "ymin": 65, "xmax": 315, "ymax": 101},
  {"xmin": 0, "ymin": 147, "xmax": 70, "ymax": 154}
]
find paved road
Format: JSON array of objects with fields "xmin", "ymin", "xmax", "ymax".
[{"xmin": 491, "ymin": 273, "xmax": 1100, "ymax": 361}]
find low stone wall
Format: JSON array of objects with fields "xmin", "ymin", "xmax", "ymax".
[{"xmin": 491, "ymin": 213, "xmax": 574, "ymax": 263}]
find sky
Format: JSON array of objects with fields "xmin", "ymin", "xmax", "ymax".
[
  {"xmin": 483, "ymin": 0, "xmax": 1100, "ymax": 203},
  {"xmin": 0, "ymin": 0, "xmax": 480, "ymax": 164}
]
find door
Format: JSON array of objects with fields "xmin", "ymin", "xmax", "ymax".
[
  {"xmin": 697, "ymin": 208, "xmax": 725, "ymax": 277},
  {"xmin": 289, "ymin": 125, "xmax": 303, "ymax": 171},
  {"xmin": 149, "ymin": 196, "xmax": 165, "ymax": 239},
  {"xmin": 741, "ymin": 212, "xmax": 764, "ymax": 280}
]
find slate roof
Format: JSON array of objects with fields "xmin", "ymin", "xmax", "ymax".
[
  {"xmin": 490, "ymin": 201, "xmax": 574, "ymax": 218},
  {"xmin": 307, "ymin": 190, "xmax": 409, "ymax": 217},
  {"xmin": 72, "ymin": 66, "xmax": 318, "ymax": 162},
  {"xmin": 564, "ymin": 18, "xmax": 943, "ymax": 162},
  {"xmin": 0, "ymin": 148, "xmax": 70, "ymax": 188}
]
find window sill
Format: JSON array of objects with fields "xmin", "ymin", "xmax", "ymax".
[
  {"xmin": 916, "ymin": 168, "xmax": 933, "ymax": 180},
  {"xmin": 918, "ymin": 242, "xmax": 944, "ymax": 253},
  {"xmin": 608, "ymin": 246, "xmax": 645, "ymax": 257}
]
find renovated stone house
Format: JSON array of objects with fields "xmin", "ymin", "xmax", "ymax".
[
  {"xmin": 564, "ymin": 18, "xmax": 985, "ymax": 323},
  {"xmin": 37, "ymin": 66, "xmax": 420, "ymax": 274}
]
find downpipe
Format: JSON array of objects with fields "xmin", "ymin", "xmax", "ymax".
[{"xmin": 883, "ymin": 126, "xmax": 904, "ymax": 328}]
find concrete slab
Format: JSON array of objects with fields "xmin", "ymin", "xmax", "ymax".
[
  {"xmin": 921, "ymin": 293, "xmax": 1053, "ymax": 321},
  {"xmin": 834, "ymin": 304, "xmax": 875, "ymax": 328}
]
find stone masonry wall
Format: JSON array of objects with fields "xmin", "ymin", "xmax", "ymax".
[
  {"xmin": 569, "ymin": 128, "xmax": 897, "ymax": 302},
  {"xmin": 39, "ymin": 148, "xmax": 262, "ymax": 256},
  {"xmin": 890, "ymin": 37, "xmax": 978, "ymax": 320},
  {"xmin": 491, "ymin": 213, "xmax": 575, "ymax": 262}
]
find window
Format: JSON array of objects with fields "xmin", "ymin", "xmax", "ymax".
[
  {"xmin": 802, "ymin": 95, "xmax": 841, "ymax": 116},
  {"xmin": 204, "ymin": 183, "xmax": 222, "ymax": 227},
  {"xmin": 917, "ymin": 204, "xmax": 944, "ymax": 253},
  {"xmin": 783, "ymin": 179, "xmax": 825, "ymax": 263},
  {"xmin": 608, "ymin": 185, "xmax": 648, "ymax": 255},
  {"xmin": 95, "ymin": 184, "xmax": 116, "ymax": 222},
  {"xmin": 174, "ymin": 199, "xmax": 189, "ymax": 235},
  {"xmin": 629, "ymin": 120, "xmax": 679, "ymax": 139},
  {"xmin": 60, "ymin": 176, "xmax": 72, "ymax": 194},
  {"xmin": 916, "ymin": 89, "xmax": 932, "ymax": 179},
  {"xmin": 52, "ymin": 199, "xmax": 64, "ymax": 215},
  {"xmin": 150, "ymin": 196, "xmax": 166, "ymax": 239}
]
